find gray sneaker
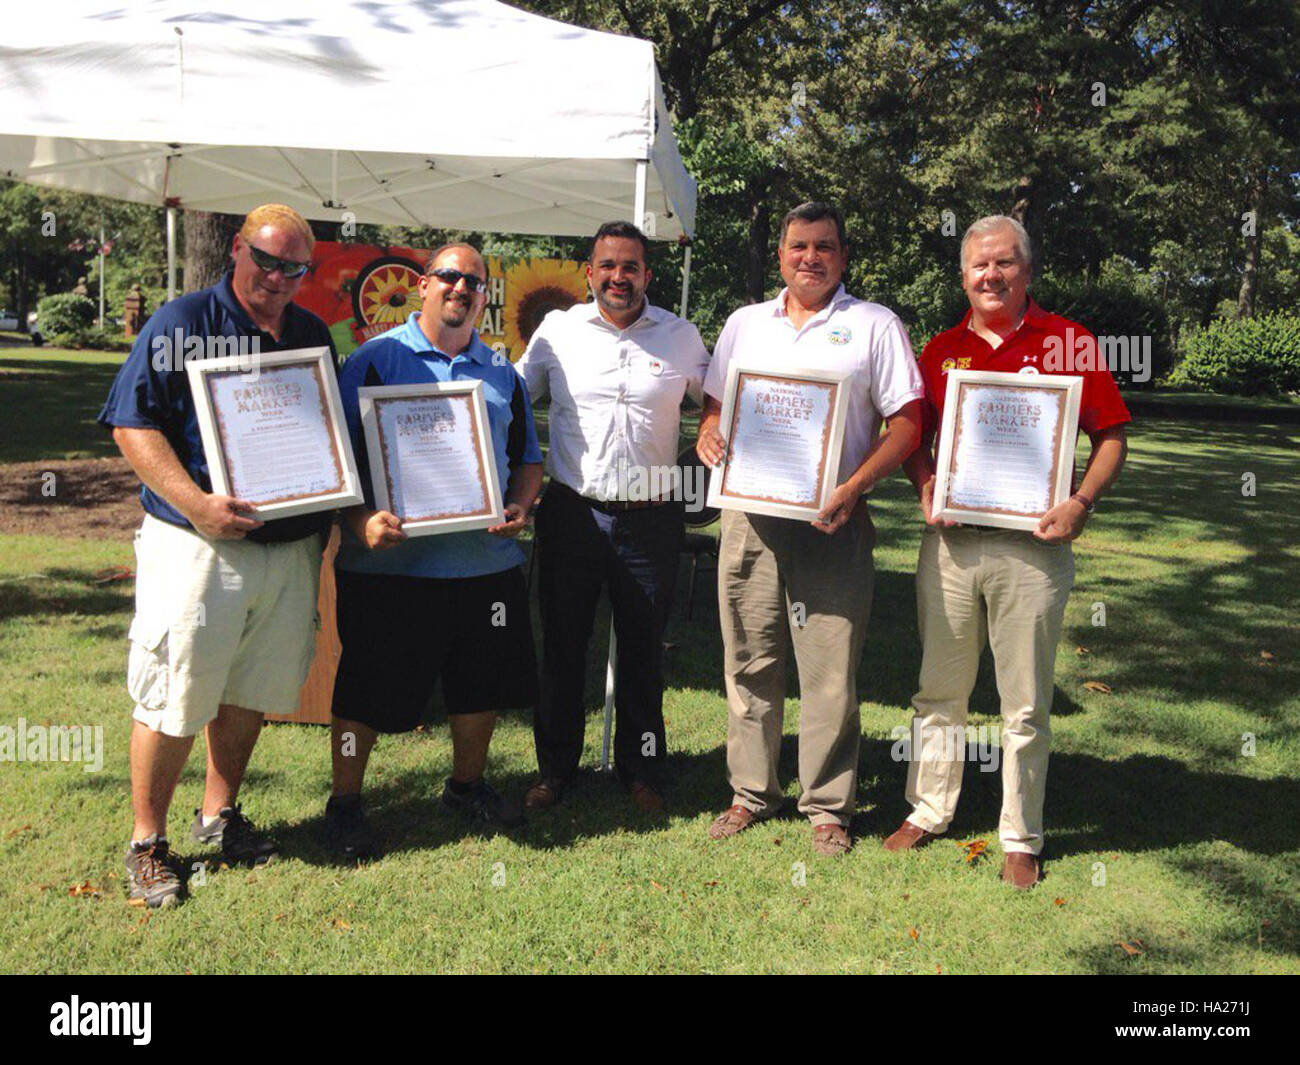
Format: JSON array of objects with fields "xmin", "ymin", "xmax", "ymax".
[
  {"xmin": 190, "ymin": 804, "xmax": 278, "ymax": 866},
  {"xmin": 124, "ymin": 835, "xmax": 184, "ymax": 909}
]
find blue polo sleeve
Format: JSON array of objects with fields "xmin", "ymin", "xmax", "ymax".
[
  {"xmin": 507, "ymin": 373, "xmax": 543, "ymax": 468},
  {"xmin": 337, "ymin": 345, "xmax": 385, "ymax": 507},
  {"xmin": 98, "ymin": 317, "xmax": 184, "ymax": 432}
]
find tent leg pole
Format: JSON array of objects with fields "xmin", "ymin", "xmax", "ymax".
[
  {"xmin": 633, "ymin": 159, "xmax": 647, "ymax": 233},
  {"xmin": 678, "ymin": 244, "xmax": 692, "ymax": 319},
  {"xmin": 166, "ymin": 207, "xmax": 178, "ymax": 302},
  {"xmin": 600, "ymin": 619, "xmax": 616, "ymax": 773}
]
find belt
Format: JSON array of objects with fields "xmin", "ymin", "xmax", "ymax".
[{"xmin": 550, "ymin": 481, "xmax": 674, "ymax": 514}]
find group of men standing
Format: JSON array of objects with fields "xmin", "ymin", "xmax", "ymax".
[{"xmin": 100, "ymin": 199, "xmax": 1127, "ymax": 909}]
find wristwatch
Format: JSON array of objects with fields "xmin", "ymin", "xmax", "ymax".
[{"xmin": 1069, "ymin": 491, "xmax": 1095, "ymax": 514}]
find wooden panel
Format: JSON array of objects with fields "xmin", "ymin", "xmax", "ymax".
[{"xmin": 266, "ymin": 525, "xmax": 339, "ymax": 725}]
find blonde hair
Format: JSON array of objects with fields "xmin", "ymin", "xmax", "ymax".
[
  {"xmin": 960, "ymin": 215, "xmax": 1032, "ymax": 273},
  {"xmin": 238, "ymin": 204, "xmax": 315, "ymax": 254}
]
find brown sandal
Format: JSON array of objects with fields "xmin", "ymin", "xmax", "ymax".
[
  {"xmin": 708, "ymin": 804, "xmax": 757, "ymax": 840},
  {"xmin": 812, "ymin": 823, "xmax": 852, "ymax": 856}
]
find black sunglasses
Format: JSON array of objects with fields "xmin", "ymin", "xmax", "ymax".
[
  {"xmin": 428, "ymin": 267, "xmax": 488, "ymax": 293},
  {"xmin": 248, "ymin": 244, "xmax": 311, "ymax": 279}
]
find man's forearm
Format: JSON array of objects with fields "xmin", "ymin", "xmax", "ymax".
[
  {"xmin": 112, "ymin": 426, "xmax": 206, "ymax": 520},
  {"xmin": 845, "ymin": 402, "xmax": 922, "ymax": 496},
  {"xmin": 506, "ymin": 462, "xmax": 544, "ymax": 510},
  {"xmin": 1076, "ymin": 428, "xmax": 1127, "ymax": 504}
]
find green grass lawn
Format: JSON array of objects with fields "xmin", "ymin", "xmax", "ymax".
[{"xmin": 0, "ymin": 354, "xmax": 1296, "ymax": 973}]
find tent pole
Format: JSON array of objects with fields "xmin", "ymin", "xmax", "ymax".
[
  {"xmin": 166, "ymin": 207, "xmax": 178, "ymax": 302},
  {"xmin": 678, "ymin": 243, "xmax": 692, "ymax": 319},
  {"xmin": 633, "ymin": 159, "xmax": 647, "ymax": 231}
]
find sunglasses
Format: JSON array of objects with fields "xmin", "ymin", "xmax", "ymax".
[
  {"xmin": 247, "ymin": 244, "xmax": 311, "ymax": 279},
  {"xmin": 428, "ymin": 267, "xmax": 488, "ymax": 293}
]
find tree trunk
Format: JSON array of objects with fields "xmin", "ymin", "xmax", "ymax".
[
  {"xmin": 183, "ymin": 210, "xmax": 240, "ymax": 293},
  {"xmin": 745, "ymin": 171, "xmax": 771, "ymax": 303},
  {"xmin": 1237, "ymin": 176, "xmax": 1263, "ymax": 318}
]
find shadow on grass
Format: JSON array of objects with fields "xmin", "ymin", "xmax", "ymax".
[
  {"xmin": 0, "ymin": 358, "xmax": 122, "ymax": 463},
  {"xmin": 0, "ymin": 568, "xmax": 133, "ymax": 622}
]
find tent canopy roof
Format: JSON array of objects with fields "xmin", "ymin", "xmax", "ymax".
[{"xmin": 0, "ymin": 0, "xmax": 695, "ymax": 238}]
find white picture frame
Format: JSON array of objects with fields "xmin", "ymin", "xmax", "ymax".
[
  {"xmin": 706, "ymin": 361, "xmax": 852, "ymax": 522},
  {"xmin": 187, "ymin": 346, "xmax": 364, "ymax": 521},
  {"xmin": 932, "ymin": 369, "xmax": 1084, "ymax": 531},
  {"xmin": 358, "ymin": 380, "xmax": 505, "ymax": 537}
]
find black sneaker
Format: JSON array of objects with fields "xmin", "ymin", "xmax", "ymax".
[
  {"xmin": 124, "ymin": 835, "xmax": 185, "ymax": 909},
  {"xmin": 324, "ymin": 795, "xmax": 382, "ymax": 862},
  {"xmin": 190, "ymin": 804, "xmax": 278, "ymax": 866},
  {"xmin": 440, "ymin": 778, "xmax": 524, "ymax": 829}
]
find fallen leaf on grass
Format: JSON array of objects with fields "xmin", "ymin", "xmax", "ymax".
[
  {"xmin": 1259, "ymin": 650, "xmax": 1275, "ymax": 660},
  {"xmin": 91, "ymin": 566, "xmax": 134, "ymax": 584},
  {"xmin": 702, "ymin": 880, "xmax": 720, "ymax": 887},
  {"xmin": 649, "ymin": 880, "xmax": 667, "ymax": 893},
  {"xmin": 909, "ymin": 927, "xmax": 920, "ymax": 941},
  {"xmin": 1054, "ymin": 898, "xmax": 1066, "ymax": 906},
  {"xmin": 935, "ymin": 964, "xmax": 942, "ymax": 974},
  {"xmin": 329, "ymin": 918, "xmax": 352, "ymax": 932},
  {"xmin": 957, "ymin": 839, "xmax": 988, "ymax": 863},
  {"xmin": 272, "ymin": 913, "xmax": 287, "ymax": 922},
  {"xmin": 4, "ymin": 824, "xmax": 32, "ymax": 840},
  {"xmin": 1117, "ymin": 939, "xmax": 1144, "ymax": 956},
  {"xmin": 1075, "ymin": 646, "xmax": 1090, "ymax": 656},
  {"xmin": 901, "ymin": 893, "xmax": 910, "ymax": 901},
  {"xmin": 1083, "ymin": 680, "xmax": 1113, "ymax": 694},
  {"xmin": 772, "ymin": 837, "xmax": 783, "ymax": 846},
  {"xmin": 67, "ymin": 880, "xmax": 101, "ymax": 899}
]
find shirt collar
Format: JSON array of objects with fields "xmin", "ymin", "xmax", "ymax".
[
  {"xmin": 959, "ymin": 296, "xmax": 1047, "ymax": 335},
  {"xmin": 772, "ymin": 283, "xmax": 851, "ymax": 320},
  {"xmin": 215, "ymin": 272, "xmax": 303, "ymax": 339},
  {"xmin": 401, "ymin": 312, "xmax": 491, "ymax": 364},
  {"xmin": 579, "ymin": 299, "xmax": 664, "ymax": 329}
]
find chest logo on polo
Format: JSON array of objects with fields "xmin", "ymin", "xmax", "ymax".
[
  {"xmin": 1018, "ymin": 365, "xmax": 1040, "ymax": 375},
  {"xmin": 648, "ymin": 357, "xmax": 664, "ymax": 376},
  {"xmin": 827, "ymin": 326, "xmax": 852, "ymax": 345}
]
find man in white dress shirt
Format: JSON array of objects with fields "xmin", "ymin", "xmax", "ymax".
[
  {"xmin": 696, "ymin": 202, "xmax": 924, "ymax": 855},
  {"xmin": 516, "ymin": 221, "xmax": 710, "ymax": 812}
]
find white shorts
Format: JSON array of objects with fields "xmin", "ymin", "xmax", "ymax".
[{"xmin": 127, "ymin": 514, "xmax": 322, "ymax": 737}]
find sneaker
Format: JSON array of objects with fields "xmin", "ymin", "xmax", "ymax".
[
  {"xmin": 124, "ymin": 835, "xmax": 185, "ymax": 909},
  {"xmin": 190, "ymin": 804, "xmax": 278, "ymax": 866},
  {"xmin": 323, "ymin": 795, "xmax": 382, "ymax": 862},
  {"xmin": 440, "ymin": 778, "xmax": 524, "ymax": 829}
]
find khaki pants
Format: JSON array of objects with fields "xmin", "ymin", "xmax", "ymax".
[
  {"xmin": 718, "ymin": 507, "xmax": 875, "ymax": 827},
  {"xmin": 904, "ymin": 526, "xmax": 1074, "ymax": 854}
]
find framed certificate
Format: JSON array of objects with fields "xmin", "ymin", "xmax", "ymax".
[
  {"xmin": 358, "ymin": 381, "xmax": 504, "ymax": 536},
  {"xmin": 706, "ymin": 361, "xmax": 851, "ymax": 521},
  {"xmin": 932, "ymin": 370, "xmax": 1083, "ymax": 531},
  {"xmin": 187, "ymin": 346, "xmax": 364, "ymax": 520}
]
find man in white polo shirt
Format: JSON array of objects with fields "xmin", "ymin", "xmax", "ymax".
[
  {"xmin": 697, "ymin": 201, "xmax": 923, "ymax": 855},
  {"xmin": 517, "ymin": 221, "xmax": 710, "ymax": 812}
]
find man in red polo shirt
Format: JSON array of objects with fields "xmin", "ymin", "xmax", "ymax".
[{"xmin": 884, "ymin": 215, "xmax": 1129, "ymax": 888}]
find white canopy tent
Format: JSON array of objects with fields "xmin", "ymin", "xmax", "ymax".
[
  {"xmin": 1, "ymin": 0, "xmax": 701, "ymax": 764},
  {"xmin": 0, "ymin": 0, "xmax": 696, "ymax": 305}
]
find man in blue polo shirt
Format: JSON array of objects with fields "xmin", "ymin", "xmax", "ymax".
[
  {"xmin": 325, "ymin": 242, "xmax": 543, "ymax": 860},
  {"xmin": 98, "ymin": 204, "xmax": 335, "ymax": 908}
]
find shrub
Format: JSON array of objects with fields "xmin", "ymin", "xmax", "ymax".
[
  {"xmin": 1031, "ymin": 276, "xmax": 1173, "ymax": 389},
  {"xmin": 1170, "ymin": 313, "xmax": 1300, "ymax": 396},
  {"xmin": 35, "ymin": 292, "xmax": 96, "ymax": 346}
]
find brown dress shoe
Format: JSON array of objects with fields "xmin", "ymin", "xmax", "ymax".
[
  {"xmin": 628, "ymin": 781, "xmax": 666, "ymax": 813},
  {"xmin": 523, "ymin": 778, "xmax": 563, "ymax": 810},
  {"xmin": 812, "ymin": 823, "xmax": 852, "ymax": 856},
  {"xmin": 708, "ymin": 804, "xmax": 757, "ymax": 839},
  {"xmin": 1001, "ymin": 852, "xmax": 1041, "ymax": 890},
  {"xmin": 882, "ymin": 819, "xmax": 938, "ymax": 852}
]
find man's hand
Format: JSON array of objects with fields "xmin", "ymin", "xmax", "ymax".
[
  {"xmin": 185, "ymin": 494, "xmax": 264, "ymax": 540},
  {"xmin": 1034, "ymin": 497, "xmax": 1088, "ymax": 543},
  {"xmin": 487, "ymin": 501, "xmax": 528, "ymax": 538},
  {"xmin": 812, "ymin": 482, "xmax": 861, "ymax": 535},
  {"xmin": 919, "ymin": 476, "xmax": 958, "ymax": 528},
  {"xmin": 696, "ymin": 422, "xmax": 727, "ymax": 467},
  {"xmin": 363, "ymin": 510, "xmax": 407, "ymax": 549}
]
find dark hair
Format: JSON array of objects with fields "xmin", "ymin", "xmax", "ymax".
[
  {"xmin": 779, "ymin": 202, "xmax": 847, "ymax": 248},
  {"xmin": 589, "ymin": 221, "xmax": 650, "ymax": 264},
  {"xmin": 423, "ymin": 242, "xmax": 489, "ymax": 283}
]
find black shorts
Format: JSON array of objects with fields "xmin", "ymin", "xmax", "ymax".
[{"xmin": 331, "ymin": 566, "xmax": 538, "ymax": 732}]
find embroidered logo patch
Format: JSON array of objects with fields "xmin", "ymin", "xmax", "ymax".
[
  {"xmin": 827, "ymin": 327, "xmax": 852, "ymax": 345},
  {"xmin": 940, "ymin": 357, "xmax": 956, "ymax": 373},
  {"xmin": 648, "ymin": 358, "xmax": 664, "ymax": 376}
]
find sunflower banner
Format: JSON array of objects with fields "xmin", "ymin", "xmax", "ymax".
[{"xmin": 294, "ymin": 242, "xmax": 589, "ymax": 362}]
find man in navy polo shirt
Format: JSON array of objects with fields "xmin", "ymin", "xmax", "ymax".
[
  {"xmin": 99, "ymin": 204, "xmax": 335, "ymax": 908},
  {"xmin": 325, "ymin": 242, "xmax": 543, "ymax": 860}
]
